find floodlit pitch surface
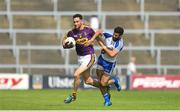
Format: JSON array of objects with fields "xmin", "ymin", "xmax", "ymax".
[{"xmin": 0, "ymin": 89, "xmax": 180, "ymax": 110}]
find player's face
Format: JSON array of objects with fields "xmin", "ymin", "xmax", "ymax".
[
  {"xmin": 73, "ymin": 17, "xmax": 82, "ymax": 29},
  {"xmin": 112, "ymin": 32, "xmax": 121, "ymax": 41}
]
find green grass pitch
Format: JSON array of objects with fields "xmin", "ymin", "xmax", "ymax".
[{"xmin": 0, "ymin": 89, "xmax": 180, "ymax": 110}]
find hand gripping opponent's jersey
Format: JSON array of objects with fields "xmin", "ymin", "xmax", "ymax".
[
  {"xmin": 67, "ymin": 25, "xmax": 95, "ymax": 56},
  {"xmin": 101, "ymin": 32, "xmax": 124, "ymax": 63}
]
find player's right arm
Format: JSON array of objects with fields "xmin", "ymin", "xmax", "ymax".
[
  {"xmin": 62, "ymin": 33, "xmax": 68, "ymax": 48},
  {"xmin": 99, "ymin": 41, "xmax": 119, "ymax": 57}
]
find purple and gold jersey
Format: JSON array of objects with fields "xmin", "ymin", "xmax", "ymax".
[{"xmin": 67, "ymin": 25, "xmax": 95, "ymax": 56}]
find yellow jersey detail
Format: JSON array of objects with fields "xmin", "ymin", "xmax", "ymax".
[{"xmin": 76, "ymin": 34, "xmax": 89, "ymax": 45}]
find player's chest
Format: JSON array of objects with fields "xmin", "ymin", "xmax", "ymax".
[
  {"xmin": 73, "ymin": 31, "xmax": 91, "ymax": 39},
  {"xmin": 107, "ymin": 38, "xmax": 116, "ymax": 47}
]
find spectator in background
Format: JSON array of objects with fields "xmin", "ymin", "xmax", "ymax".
[
  {"xmin": 127, "ymin": 56, "xmax": 137, "ymax": 76},
  {"xmin": 126, "ymin": 56, "xmax": 141, "ymax": 90},
  {"xmin": 90, "ymin": 15, "xmax": 99, "ymax": 31}
]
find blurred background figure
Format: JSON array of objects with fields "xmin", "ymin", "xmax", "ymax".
[
  {"xmin": 127, "ymin": 56, "xmax": 137, "ymax": 76},
  {"xmin": 126, "ymin": 56, "xmax": 141, "ymax": 90},
  {"xmin": 90, "ymin": 15, "xmax": 99, "ymax": 30}
]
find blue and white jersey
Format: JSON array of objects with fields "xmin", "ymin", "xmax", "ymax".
[{"xmin": 101, "ymin": 32, "xmax": 124, "ymax": 63}]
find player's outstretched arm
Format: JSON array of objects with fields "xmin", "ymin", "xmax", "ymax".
[{"xmin": 84, "ymin": 29, "xmax": 103, "ymax": 46}]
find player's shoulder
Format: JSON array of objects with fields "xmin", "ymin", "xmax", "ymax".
[
  {"xmin": 83, "ymin": 25, "xmax": 96, "ymax": 34},
  {"xmin": 83, "ymin": 24, "xmax": 90, "ymax": 28},
  {"xmin": 66, "ymin": 27, "xmax": 76, "ymax": 36},
  {"xmin": 119, "ymin": 37, "xmax": 124, "ymax": 43},
  {"xmin": 115, "ymin": 38, "xmax": 124, "ymax": 51},
  {"xmin": 83, "ymin": 24, "xmax": 94, "ymax": 30},
  {"xmin": 69, "ymin": 27, "xmax": 76, "ymax": 32},
  {"xmin": 66, "ymin": 30, "xmax": 72, "ymax": 37},
  {"xmin": 103, "ymin": 32, "xmax": 112, "ymax": 39},
  {"xmin": 65, "ymin": 31, "xmax": 75, "ymax": 40},
  {"xmin": 117, "ymin": 38, "xmax": 124, "ymax": 45}
]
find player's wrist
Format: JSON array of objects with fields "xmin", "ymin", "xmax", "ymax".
[
  {"xmin": 90, "ymin": 38, "xmax": 95, "ymax": 43},
  {"xmin": 102, "ymin": 45, "xmax": 107, "ymax": 50}
]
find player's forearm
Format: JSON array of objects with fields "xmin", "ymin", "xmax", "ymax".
[
  {"xmin": 62, "ymin": 35, "xmax": 68, "ymax": 47},
  {"xmin": 103, "ymin": 47, "xmax": 117, "ymax": 57},
  {"xmin": 99, "ymin": 42, "xmax": 117, "ymax": 57},
  {"xmin": 91, "ymin": 30, "xmax": 103, "ymax": 42}
]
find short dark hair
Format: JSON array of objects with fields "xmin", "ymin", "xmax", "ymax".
[
  {"xmin": 114, "ymin": 26, "xmax": 124, "ymax": 36},
  {"xmin": 73, "ymin": 14, "xmax": 83, "ymax": 20}
]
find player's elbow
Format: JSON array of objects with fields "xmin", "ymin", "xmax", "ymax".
[{"xmin": 108, "ymin": 53, "xmax": 117, "ymax": 57}]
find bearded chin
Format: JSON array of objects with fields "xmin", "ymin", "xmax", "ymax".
[{"xmin": 113, "ymin": 37, "xmax": 119, "ymax": 41}]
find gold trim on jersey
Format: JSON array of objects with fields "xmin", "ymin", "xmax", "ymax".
[{"xmin": 76, "ymin": 35, "xmax": 88, "ymax": 45}]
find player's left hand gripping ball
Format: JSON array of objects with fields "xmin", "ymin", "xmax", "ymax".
[{"xmin": 63, "ymin": 37, "xmax": 76, "ymax": 49}]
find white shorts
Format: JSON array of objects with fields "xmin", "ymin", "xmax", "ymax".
[
  {"xmin": 78, "ymin": 54, "xmax": 96, "ymax": 68},
  {"xmin": 96, "ymin": 55, "xmax": 116, "ymax": 75}
]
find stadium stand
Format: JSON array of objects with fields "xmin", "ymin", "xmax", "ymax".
[
  {"xmin": 102, "ymin": 0, "xmax": 139, "ymax": 11},
  {"xmin": 59, "ymin": 0, "xmax": 97, "ymax": 11},
  {"xmin": 144, "ymin": 0, "xmax": 179, "ymax": 11},
  {"xmin": 0, "ymin": 0, "xmax": 6, "ymax": 11},
  {"xmin": 0, "ymin": 0, "xmax": 179, "ymax": 75},
  {"xmin": 11, "ymin": 0, "xmax": 53, "ymax": 11}
]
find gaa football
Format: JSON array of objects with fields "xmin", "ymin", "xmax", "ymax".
[{"xmin": 64, "ymin": 37, "xmax": 76, "ymax": 48}]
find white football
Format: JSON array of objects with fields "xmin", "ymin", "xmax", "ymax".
[{"xmin": 65, "ymin": 37, "xmax": 76, "ymax": 47}]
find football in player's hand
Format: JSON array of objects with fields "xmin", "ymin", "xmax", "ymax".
[{"xmin": 63, "ymin": 37, "xmax": 76, "ymax": 49}]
